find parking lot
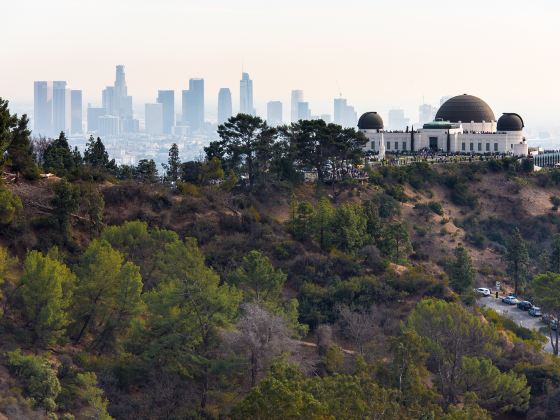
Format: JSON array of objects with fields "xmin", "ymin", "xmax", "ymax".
[{"xmin": 478, "ymin": 296, "xmax": 553, "ymax": 353}]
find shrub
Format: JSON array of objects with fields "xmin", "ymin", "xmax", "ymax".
[
  {"xmin": 177, "ymin": 181, "xmax": 200, "ymax": 196},
  {"xmin": 0, "ymin": 187, "xmax": 22, "ymax": 225},
  {"xmin": 6, "ymin": 349, "xmax": 61, "ymax": 412},
  {"xmin": 428, "ymin": 201, "xmax": 444, "ymax": 216}
]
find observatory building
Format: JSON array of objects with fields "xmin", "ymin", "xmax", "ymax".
[{"xmin": 358, "ymin": 94, "xmax": 528, "ymax": 158}]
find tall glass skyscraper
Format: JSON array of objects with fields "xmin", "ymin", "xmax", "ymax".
[
  {"xmin": 240, "ymin": 72, "xmax": 254, "ymax": 115},
  {"xmin": 182, "ymin": 78, "xmax": 205, "ymax": 131},
  {"xmin": 267, "ymin": 101, "xmax": 283, "ymax": 126},
  {"xmin": 34, "ymin": 81, "xmax": 52, "ymax": 136},
  {"xmin": 157, "ymin": 90, "xmax": 175, "ymax": 134},
  {"xmin": 218, "ymin": 88, "xmax": 232, "ymax": 124},
  {"xmin": 291, "ymin": 90, "xmax": 304, "ymax": 123},
  {"xmin": 52, "ymin": 81, "xmax": 70, "ymax": 135},
  {"xmin": 70, "ymin": 90, "xmax": 82, "ymax": 134}
]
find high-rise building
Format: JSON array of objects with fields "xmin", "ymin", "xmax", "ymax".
[
  {"xmin": 87, "ymin": 106, "xmax": 104, "ymax": 132},
  {"xmin": 70, "ymin": 90, "xmax": 82, "ymax": 134},
  {"xmin": 388, "ymin": 109, "xmax": 410, "ymax": 131},
  {"xmin": 320, "ymin": 114, "xmax": 332, "ymax": 123},
  {"xmin": 157, "ymin": 90, "xmax": 175, "ymax": 134},
  {"xmin": 266, "ymin": 101, "xmax": 283, "ymax": 126},
  {"xmin": 182, "ymin": 78, "xmax": 205, "ymax": 131},
  {"xmin": 145, "ymin": 103, "xmax": 163, "ymax": 135},
  {"xmin": 98, "ymin": 115, "xmax": 120, "ymax": 136},
  {"xmin": 418, "ymin": 103, "xmax": 436, "ymax": 125},
  {"xmin": 114, "ymin": 65, "xmax": 133, "ymax": 118},
  {"xmin": 52, "ymin": 81, "xmax": 71, "ymax": 135},
  {"xmin": 33, "ymin": 81, "xmax": 52, "ymax": 136},
  {"xmin": 297, "ymin": 102, "xmax": 311, "ymax": 121},
  {"xmin": 240, "ymin": 72, "xmax": 254, "ymax": 115},
  {"xmin": 334, "ymin": 97, "xmax": 358, "ymax": 127},
  {"xmin": 218, "ymin": 88, "xmax": 232, "ymax": 124},
  {"xmin": 291, "ymin": 90, "xmax": 304, "ymax": 122}
]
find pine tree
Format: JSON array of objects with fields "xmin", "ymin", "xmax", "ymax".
[
  {"xmin": 7, "ymin": 114, "xmax": 39, "ymax": 180},
  {"xmin": 164, "ymin": 143, "xmax": 181, "ymax": 183},
  {"xmin": 448, "ymin": 244, "xmax": 475, "ymax": 293},
  {"xmin": 548, "ymin": 234, "xmax": 560, "ymax": 273},
  {"xmin": 505, "ymin": 228, "xmax": 529, "ymax": 295},
  {"xmin": 84, "ymin": 135, "xmax": 111, "ymax": 170},
  {"xmin": 0, "ymin": 98, "xmax": 18, "ymax": 171},
  {"xmin": 314, "ymin": 196, "xmax": 334, "ymax": 250}
]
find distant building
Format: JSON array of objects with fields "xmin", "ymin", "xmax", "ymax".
[
  {"xmin": 359, "ymin": 94, "xmax": 529, "ymax": 159},
  {"xmin": 320, "ymin": 114, "xmax": 332, "ymax": 123},
  {"xmin": 145, "ymin": 103, "xmax": 163, "ymax": 135},
  {"xmin": 33, "ymin": 81, "xmax": 52, "ymax": 136},
  {"xmin": 157, "ymin": 90, "xmax": 175, "ymax": 134},
  {"xmin": 388, "ymin": 109, "xmax": 409, "ymax": 131},
  {"xmin": 266, "ymin": 101, "xmax": 282, "ymax": 126},
  {"xmin": 98, "ymin": 115, "xmax": 120, "ymax": 136},
  {"xmin": 291, "ymin": 90, "xmax": 304, "ymax": 123},
  {"xmin": 418, "ymin": 103, "xmax": 436, "ymax": 125},
  {"xmin": 100, "ymin": 65, "xmax": 134, "ymax": 132},
  {"xmin": 218, "ymin": 88, "xmax": 232, "ymax": 124},
  {"xmin": 334, "ymin": 97, "xmax": 357, "ymax": 128},
  {"xmin": 240, "ymin": 72, "xmax": 254, "ymax": 115},
  {"xmin": 70, "ymin": 90, "xmax": 82, "ymax": 134},
  {"xmin": 52, "ymin": 81, "xmax": 70, "ymax": 135},
  {"xmin": 297, "ymin": 102, "xmax": 311, "ymax": 120},
  {"xmin": 87, "ymin": 106, "xmax": 104, "ymax": 132},
  {"xmin": 182, "ymin": 78, "xmax": 205, "ymax": 131}
]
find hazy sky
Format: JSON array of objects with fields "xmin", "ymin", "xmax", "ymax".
[{"xmin": 2, "ymin": 0, "xmax": 559, "ymax": 127}]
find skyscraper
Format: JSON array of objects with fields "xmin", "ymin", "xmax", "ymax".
[
  {"xmin": 182, "ymin": 78, "xmax": 205, "ymax": 131},
  {"xmin": 52, "ymin": 81, "xmax": 70, "ymax": 135},
  {"xmin": 418, "ymin": 103, "xmax": 436, "ymax": 125},
  {"xmin": 70, "ymin": 90, "xmax": 82, "ymax": 134},
  {"xmin": 240, "ymin": 72, "xmax": 254, "ymax": 115},
  {"xmin": 145, "ymin": 103, "xmax": 163, "ymax": 135},
  {"xmin": 291, "ymin": 90, "xmax": 304, "ymax": 123},
  {"xmin": 388, "ymin": 109, "xmax": 409, "ymax": 131},
  {"xmin": 87, "ymin": 105, "xmax": 104, "ymax": 133},
  {"xmin": 218, "ymin": 88, "xmax": 232, "ymax": 124},
  {"xmin": 33, "ymin": 81, "xmax": 52, "ymax": 136},
  {"xmin": 333, "ymin": 97, "xmax": 358, "ymax": 128},
  {"xmin": 114, "ymin": 65, "xmax": 133, "ymax": 118},
  {"xmin": 157, "ymin": 90, "xmax": 175, "ymax": 134},
  {"xmin": 267, "ymin": 101, "xmax": 283, "ymax": 126},
  {"xmin": 297, "ymin": 102, "xmax": 311, "ymax": 121}
]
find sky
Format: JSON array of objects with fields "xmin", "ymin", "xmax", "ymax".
[{"xmin": 2, "ymin": 0, "xmax": 559, "ymax": 128}]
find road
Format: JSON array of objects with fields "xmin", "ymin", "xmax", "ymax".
[{"xmin": 478, "ymin": 296, "xmax": 554, "ymax": 353}]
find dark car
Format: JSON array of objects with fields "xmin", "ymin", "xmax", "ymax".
[{"xmin": 517, "ymin": 301, "xmax": 533, "ymax": 311}]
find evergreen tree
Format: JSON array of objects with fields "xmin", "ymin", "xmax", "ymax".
[
  {"xmin": 381, "ymin": 222, "xmax": 412, "ymax": 263},
  {"xmin": 448, "ymin": 244, "xmax": 475, "ymax": 293},
  {"xmin": 72, "ymin": 239, "xmax": 143, "ymax": 352},
  {"xmin": 0, "ymin": 98, "xmax": 18, "ymax": 171},
  {"xmin": 293, "ymin": 201, "xmax": 314, "ymax": 241},
  {"xmin": 548, "ymin": 234, "xmax": 560, "ymax": 273},
  {"xmin": 81, "ymin": 184, "xmax": 105, "ymax": 234},
  {"xmin": 314, "ymin": 196, "xmax": 334, "ymax": 250},
  {"xmin": 532, "ymin": 272, "xmax": 560, "ymax": 355},
  {"xmin": 43, "ymin": 132, "xmax": 77, "ymax": 176},
  {"xmin": 163, "ymin": 143, "xmax": 181, "ymax": 183},
  {"xmin": 135, "ymin": 159, "xmax": 158, "ymax": 183},
  {"xmin": 331, "ymin": 203, "xmax": 368, "ymax": 252},
  {"xmin": 51, "ymin": 179, "xmax": 80, "ymax": 237},
  {"xmin": 0, "ymin": 186, "xmax": 22, "ymax": 225},
  {"xmin": 84, "ymin": 135, "xmax": 113, "ymax": 171},
  {"xmin": 7, "ymin": 114, "xmax": 39, "ymax": 180},
  {"xmin": 505, "ymin": 228, "xmax": 529, "ymax": 295},
  {"xmin": 20, "ymin": 250, "xmax": 76, "ymax": 345}
]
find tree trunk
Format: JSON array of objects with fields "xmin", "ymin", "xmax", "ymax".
[{"xmin": 250, "ymin": 350, "xmax": 257, "ymax": 387}]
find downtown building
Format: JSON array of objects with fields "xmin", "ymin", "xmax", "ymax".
[
  {"xmin": 218, "ymin": 88, "xmax": 232, "ymax": 124},
  {"xmin": 182, "ymin": 78, "xmax": 205, "ymax": 132},
  {"xmin": 34, "ymin": 81, "xmax": 82, "ymax": 137},
  {"xmin": 240, "ymin": 72, "xmax": 254, "ymax": 115}
]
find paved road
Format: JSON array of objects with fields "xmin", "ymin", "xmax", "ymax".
[{"xmin": 478, "ymin": 296, "xmax": 553, "ymax": 353}]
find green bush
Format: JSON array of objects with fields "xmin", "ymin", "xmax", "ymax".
[
  {"xmin": 0, "ymin": 187, "xmax": 22, "ymax": 225},
  {"xmin": 6, "ymin": 349, "xmax": 61, "ymax": 412}
]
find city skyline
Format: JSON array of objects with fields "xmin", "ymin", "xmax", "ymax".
[{"xmin": 3, "ymin": 0, "xmax": 559, "ymax": 129}]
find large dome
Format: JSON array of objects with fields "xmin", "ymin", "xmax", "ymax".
[
  {"xmin": 358, "ymin": 112, "xmax": 384, "ymax": 130},
  {"xmin": 435, "ymin": 94, "xmax": 496, "ymax": 123},
  {"xmin": 497, "ymin": 113, "xmax": 524, "ymax": 131}
]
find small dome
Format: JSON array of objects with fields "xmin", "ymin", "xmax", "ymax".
[
  {"xmin": 497, "ymin": 113, "xmax": 524, "ymax": 131},
  {"xmin": 435, "ymin": 94, "xmax": 496, "ymax": 123},
  {"xmin": 358, "ymin": 112, "xmax": 384, "ymax": 130}
]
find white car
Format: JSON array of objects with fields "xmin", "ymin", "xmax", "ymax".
[{"xmin": 475, "ymin": 287, "xmax": 491, "ymax": 297}]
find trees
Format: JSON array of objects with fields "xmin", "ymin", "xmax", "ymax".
[
  {"xmin": 51, "ymin": 179, "xmax": 80, "ymax": 237},
  {"xmin": 72, "ymin": 239, "xmax": 143, "ymax": 352},
  {"xmin": 43, "ymin": 132, "xmax": 78, "ymax": 176},
  {"xmin": 381, "ymin": 222, "xmax": 412, "ymax": 263},
  {"xmin": 548, "ymin": 234, "xmax": 560, "ymax": 273},
  {"xmin": 6, "ymin": 349, "xmax": 61, "ymax": 413},
  {"xmin": 80, "ymin": 183, "xmax": 105, "ymax": 234},
  {"xmin": 229, "ymin": 250, "xmax": 286, "ymax": 304},
  {"xmin": 206, "ymin": 114, "xmax": 277, "ymax": 189},
  {"xmin": 448, "ymin": 244, "xmax": 475, "ymax": 294},
  {"xmin": 227, "ymin": 303, "xmax": 295, "ymax": 387},
  {"xmin": 331, "ymin": 203, "xmax": 368, "ymax": 252},
  {"xmin": 505, "ymin": 228, "xmax": 529, "ymax": 295},
  {"xmin": 406, "ymin": 299, "xmax": 500, "ymax": 405},
  {"xmin": 20, "ymin": 250, "xmax": 76, "ymax": 345},
  {"xmin": 163, "ymin": 143, "xmax": 181, "ymax": 183},
  {"xmin": 7, "ymin": 114, "xmax": 40, "ymax": 180},
  {"xmin": 0, "ymin": 186, "xmax": 22, "ymax": 225},
  {"xmin": 135, "ymin": 158, "xmax": 159, "ymax": 183},
  {"xmin": 293, "ymin": 201, "xmax": 314, "ymax": 241},
  {"xmin": 84, "ymin": 135, "xmax": 115, "ymax": 173},
  {"xmin": 314, "ymin": 196, "xmax": 334, "ymax": 250},
  {"xmin": 532, "ymin": 272, "xmax": 560, "ymax": 355},
  {"xmin": 0, "ymin": 97, "xmax": 18, "ymax": 171}
]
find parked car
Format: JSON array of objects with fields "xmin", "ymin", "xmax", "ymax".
[
  {"xmin": 502, "ymin": 295, "xmax": 520, "ymax": 305},
  {"xmin": 542, "ymin": 314, "xmax": 557, "ymax": 325},
  {"xmin": 475, "ymin": 287, "xmax": 491, "ymax": 297},
  {"xmin": 517, "ymin": 301, "xmax": 533, "ymax": 311},
  {"xmin": 529, "ymin": 307, "xmax": 542, "ymax": 317}
]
